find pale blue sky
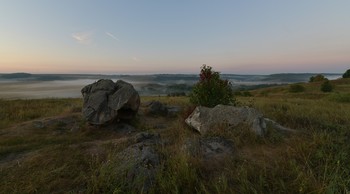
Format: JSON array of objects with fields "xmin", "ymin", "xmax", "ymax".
[{"xmin": 0, "ymin": 0, "xmax": 349, "ymax": 74}]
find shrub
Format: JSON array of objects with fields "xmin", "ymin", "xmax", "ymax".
[
  {"xmin": 189, "ymin": 65, "xmax": 235, "ymax": 107},
  {"xmin": 342, "ymin": 69, "xmax": 350, "ymax": 78},
  {"xmin": 309, "ymin": 74, "xmax": 327, "ymax": 82},
  {"xmin": 289, "ymin": 84, "xmax": 305, "ymax": 93},
  {"xmin": 321, "ymin": 80, "xmax": 333, "ymax": 92}
]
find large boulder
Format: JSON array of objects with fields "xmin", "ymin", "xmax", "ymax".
[
  {"xmin": 185, "ymin": 105, "xmax": 266, "ymax": 136},
  {"xmin": 81, "ymin": 79, "xmax": 140, "ymax": 125}
]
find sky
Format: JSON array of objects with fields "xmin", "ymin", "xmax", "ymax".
[{"xmin": 0, "ymin": 0, "xmax": 349, "ymax": 74}]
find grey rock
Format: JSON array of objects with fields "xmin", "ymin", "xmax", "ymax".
[
  {"xmin": 134, "ymin": 132, "xmax": 160, "ymax": 143},
  {"xmin": 183, "ymin": 137, "xmax": 235, "ymax": 161},
  {"xmin": 116, "ymin": 132, "xmax": 161, "ymax": 192},
  {"xmin": 182, "ymin": 137, "xmax": 201, "ymax": 156},
  {"xmin": 185, "ymin": 105, "xmax": 266, "ymax": 136},
  {"xmin": 264, "ymin": 118, "xmax": 297, "ymax": 135},
  {"xmin": 167, "ymin": 106, "xmax": 182, "ymax": 117},
  {"xmin": 81, "ymin": 79, "xmax": 140, "ymax": 125},
  {"xmin": 114, "ymin": 123, "xmax": 136, "ymax": 134},
  {"xmin": 32, "ymin": 121, "xmax": 45, "ymax": 129},
  {"xmin": 145, "ymin": 101, "xmax": 182, "ymax": 117},
  {"xmin": 200, "ymin": 137, "xmax": 235, "ymax": 160},
  {"xmin": 146, "ymin": 101, "xmax": 168, "ymax": 116}
]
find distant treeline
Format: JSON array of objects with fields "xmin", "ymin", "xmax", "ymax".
[
  {"xmin": 1, "ymin": 72, "xmax": 342, "ymax": 83},
  {"xmin": 0, "ymin": 73, "xmax": 73, "ymax": 81}
]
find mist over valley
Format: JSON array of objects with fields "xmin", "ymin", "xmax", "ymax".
[{"xmin": 0, "ymin": 73, "xmax": 342, "ymax": 99}]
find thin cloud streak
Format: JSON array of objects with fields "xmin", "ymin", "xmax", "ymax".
[
  {"xmin": 105, "ymin": 32, "xmax": 119, "ymax": 41},
  {"xmin": 71, "ymin": 31, "xmax": 93, "ymax": 44}
]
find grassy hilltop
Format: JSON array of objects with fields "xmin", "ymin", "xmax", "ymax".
[{"xmin": 0, "ymin": 79, "xmax": 350, "ymax": 193}]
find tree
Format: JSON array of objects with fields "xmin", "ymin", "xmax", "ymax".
[
  {"xmin": 189, "ymin": 65, "xmax": 235, "ymax": 107},
  {"xmin": 309, "ymin": 74, "xmax": 327, "ymax": 82},
  {"xmin": 343, "ymin": 69, "xmax": 350, "ymax": 78},
  {"xmin": 321, "ymin": 80, "xmax": 333, "ymax": 92}
]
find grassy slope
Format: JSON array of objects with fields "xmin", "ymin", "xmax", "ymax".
[{"xmin": 0, "ymin": 79, "xmax": 350, "ymax": 193}]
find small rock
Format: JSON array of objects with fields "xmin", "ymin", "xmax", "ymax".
[
  {"xmin": 134, "ymin": 132, "xmax": 160, "ymax": 143},
  {"xmin": 145, "ymin": 101, "xmax": 182, "ymax": 117},
  {"xmin": 167, "ymin": 106, "xmax": 182, "ymax": 117},
  {"xmin": 114, "ymin": 123, "xmax": 136, "ymax": 134},
  {"xmin": 200, "ymin": 137, "xmax": 235, "ymax": 160},
  {"xmin": 146, "ymin": 101, "xmax": 168, "ymax": 116},
  {"xmin": 183, "ymin": 137, "xmax": 235, "ymax": 161},
  {"xmin": 32, "ymin": 121, "xmax": 45, "ymax": 129}
]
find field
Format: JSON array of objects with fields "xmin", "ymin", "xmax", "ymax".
[{"xmin": 0, "ymin": 79, "xmax": 350, "ymax": 193}]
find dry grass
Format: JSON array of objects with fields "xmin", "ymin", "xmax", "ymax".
[
  {"xmin": 0, "ymin": 98, "xmax": 82, "ymax": 129},
  {"xmin": 1, "ymin": 79, "xmax": 350, "ymax": 193}
]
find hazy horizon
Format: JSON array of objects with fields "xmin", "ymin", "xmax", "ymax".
[
  {"xmin": 0, "ymin": 73, "xmax": 343, "ymax": 99},
  {"xmin": 1, "ymin": 1, "xmax": 349, "ymax": 74},
  {"xmin": 0, "ymin": 71, "xmax": 345, "ymax": 76}
]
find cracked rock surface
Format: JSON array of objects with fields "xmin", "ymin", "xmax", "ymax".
[
  {"xmin": 81, "ymin": 79, "xmax": 140, "ymax": 125},
  {"xmin": 185, "ymin": 105, "xmax": 266, "ymax": 136}
]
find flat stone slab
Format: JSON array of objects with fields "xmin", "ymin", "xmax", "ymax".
[{"xmin": 185, "ymin": 105, "xmax": 266, "ymax": 136}]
